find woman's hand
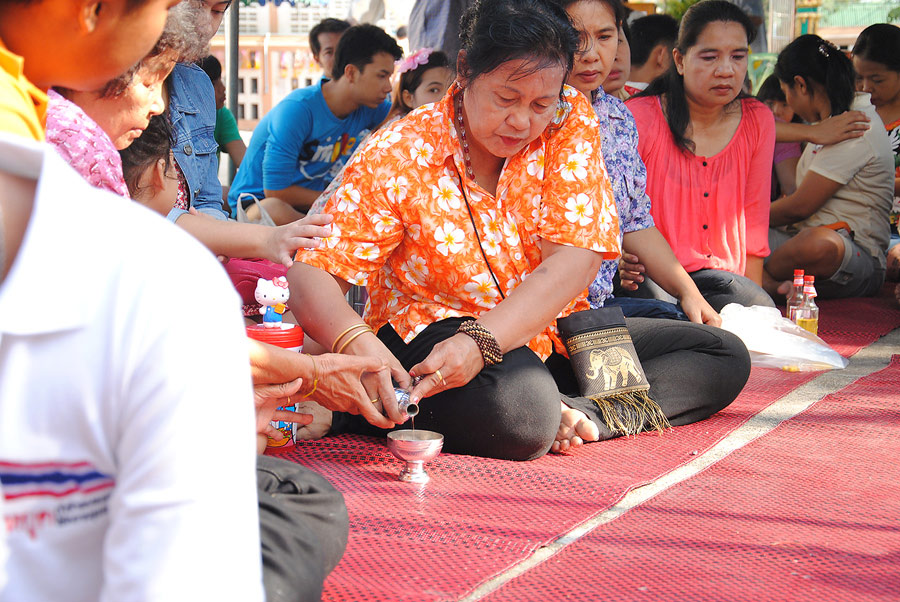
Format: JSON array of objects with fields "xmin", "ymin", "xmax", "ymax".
[
  {"xmin": 407, "ymin": 333, "xmax": 484, "ymax": 403},
  {"xmin": 618, "ymin": 252, "xmax": 645, "ymax": 291},
  {"xmin": 304, "ymin": 352, "xmax": 404, "ymax": 429},
  {"xmin": 680, "ymin": 292, "xmax": 721, "ymax": 327},
  {"xmin": 253, "ymin": 378, "xmax": 313, "ymax": 453},
  {"xmin": 266, "ymin": 213, "xmax": 334, "ymax": 268},
  {"xmin": 809, "ymin": 110, "xmax": 869, "ymax": 145},
  {"xmin": 341, "ymin": 332, "xmax": 412, "ymax": 425}
]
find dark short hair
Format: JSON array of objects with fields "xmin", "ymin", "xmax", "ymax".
[
  {"xmin": 119, "ymin": 111, "xmax": 175, "ymax": 197},
  {"xmin": 852, "ymin": 23, "xmax": 900, "ymax": 72},
  {"xmin": 629, "ymin": 14, "xmax": 678, "ymax": 68},
  {"xmin": 394, "ymin": 50, "xmax": 450, "ymax": 114},
  {"xmin": 309, "ymin": 18, "xmax": 351, "ymax": 58},
  {"xmin": 459, "ymin": 0, "xmax": 579, "ymax": 85},
  {"xmin": 331, "ymin": 24, "xmax": 403, "ymax": 81},
  {"xmin": 775, "ymin": 34, "xmax": 855, "ymax": 116},
  {"xmin": 198, "ymin": 55, "xmax": 222, "ymax": 82}
]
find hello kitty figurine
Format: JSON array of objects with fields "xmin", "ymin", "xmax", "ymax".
[{"xmin": 256, "ymin": 277, "xmax": 290, "ymax": 328}]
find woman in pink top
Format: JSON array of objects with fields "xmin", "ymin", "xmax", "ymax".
[{"xmin": 623, "ymin": 0, "xmax": 775, "ymax": 311}]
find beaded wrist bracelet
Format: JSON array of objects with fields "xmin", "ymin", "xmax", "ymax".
[{"xmin": 457, "ymin": 320, "xmax": 503, "ymax": 366}]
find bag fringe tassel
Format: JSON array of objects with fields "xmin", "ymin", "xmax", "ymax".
[{"xmin": 590, "ymin": 390, "xmax": 671, "ymax": 436}]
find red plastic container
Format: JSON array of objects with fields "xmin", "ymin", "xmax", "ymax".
[{"xmin": 246, "ymin": 323, "xmax": 304, "ymax": 450}]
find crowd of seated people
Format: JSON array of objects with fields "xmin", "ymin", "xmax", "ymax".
[{"xmin": 1, "ymin": 0, "xmax": 898, "ymax": 598}]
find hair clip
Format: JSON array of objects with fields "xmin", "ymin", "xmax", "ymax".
[
  {"xmin": 817, "ymin": 41, "xmax": 836, "ymax": 58},
  {"xmin": 396, "ymin": 47, "xmax": 433, "ymax": 74}
]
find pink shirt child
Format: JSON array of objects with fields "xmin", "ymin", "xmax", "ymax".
[
  {"xmin": 626, "ymin": 95, "xmax": 775, "ymax": 275},
  {"xmin": 45, "ymin": 89, "xmax": 130, "ymax": 198}
]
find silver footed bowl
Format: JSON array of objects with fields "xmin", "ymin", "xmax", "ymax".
[{"xmin": 386, "ymin": 429, "xmax": 444, "ymax": 484}]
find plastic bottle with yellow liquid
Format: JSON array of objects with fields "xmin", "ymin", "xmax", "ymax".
[{"xmin": 795, "ymin": 275, "xmax": 819, "ymax": 335}]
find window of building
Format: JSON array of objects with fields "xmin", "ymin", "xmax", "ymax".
[
  {"xmin": 238, "ymin": 104, "xmax": 245, "ymax": 120},
  {"xmin": 251, "ymin": 104, "xmax": 259, "ymax": 120},
  {"xmin": 238, "ymin": 78, "xmax": 245, "ymax": 94},
  {"xmin": 251, "ymin": 78, "xmax": 259, "ymax": 94}
]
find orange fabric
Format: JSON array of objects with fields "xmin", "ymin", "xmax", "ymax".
[
  {"xmin": 0, "ymin": 39, "xmax": 47, "ymax": 141},
  {"xmin": 296, "ymin": 84, "xmax": 620, "ymax": 359}
]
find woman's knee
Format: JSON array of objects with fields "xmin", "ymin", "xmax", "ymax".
[{"xmin": 441, "ymin": 349, "xmax": 561, "ymax": 461}]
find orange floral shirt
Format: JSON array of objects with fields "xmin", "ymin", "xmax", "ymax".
[{"xmin": 296, "ymin": 84, "xmax": 620, "ymax": 359}]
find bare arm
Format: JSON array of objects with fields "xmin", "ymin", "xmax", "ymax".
[
  {"xmin": 769, "ymin": 171, "xmax": 843, "ymax": 227},
  {"xmin": 223, "ymin": 139, "xmax": 247, "ymax": 167},
  {"xmin": 775, "ymin": 111, "xmax": 869, "ymax": 145},
  {"xmin": 174, "ymin": 212, "xmax": 332, "ymax": 266},
  {"xmin": 774, "ymin": 157, "xmax": 799, "ymax": 196},
  {"xmin": 285, "ymin": 261, "xmax": 407, "ymax": 426},
  {"xmin": 264, "ymin": 185, "xmax": 322, "ymax": 212},
  {"xmin": 623, "ymin": 228, "xmax": 720, "ymax": 326},
  {"xmin": 745, "ymin": 255, "xmax": 764, "ymax": 286}
]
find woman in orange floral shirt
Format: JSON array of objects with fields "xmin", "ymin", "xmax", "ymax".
[{"xmin": 288, "ymin": 0, "xmax": 747, "ymax": 460}]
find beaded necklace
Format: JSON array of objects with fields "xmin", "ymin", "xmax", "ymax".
[{"xmin": 454, "ymin": 91, "xmax": 475, "ymax": 180}]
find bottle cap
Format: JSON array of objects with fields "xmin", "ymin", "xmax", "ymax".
[
  {"xmin": 246, "ymin": 323, "xmax": 304, "ymax": 350},
  {"xmin": 804, "ymin": 275, "xmax": 815, "ymax": 284},
  {"xmin": 793, "ymin": 269, "xmax": 804, "ymax": 278}
]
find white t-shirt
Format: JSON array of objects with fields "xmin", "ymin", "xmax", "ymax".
[
  {"xmin": 792, "ymin": 93, "xmax": 894, "ymax": 268},
  {"xmin": 0, "ymin": 134, "xmax": 265, "ymax": 602}
]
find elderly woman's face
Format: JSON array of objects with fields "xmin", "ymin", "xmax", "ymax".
[{"xmin": 462, "ymin": 59, "xmax": 565, "ymax": 160}]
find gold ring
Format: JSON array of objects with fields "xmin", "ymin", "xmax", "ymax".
[
  {"xmin": 287, "ymin": 396, "xmax": 291, "ymax": 405},
  {"xmin": 435, "ymin": 369, "xmax": 445, "ymax": 386},
  {"xmin": 371, "ymin": 398, "xmax": 379, "ymax": 404}
]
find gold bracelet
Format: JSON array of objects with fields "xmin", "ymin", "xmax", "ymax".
[
  {"xmin": 335, "ymin": 326, "xmax": 375, "ymax": 355},
  {"xmin": 331, "ymin": 323, "xmax": 370, "ymax": 353},
  {"xmin": 301, "ymin": 353, "xmax": 318, "ymax": 398}
]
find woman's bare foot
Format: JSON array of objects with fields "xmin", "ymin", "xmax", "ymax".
[
  {"xmin": 887, "ymin": 245, "xmax": 900, "ymax": 281},
  {"xmin": 552, "ymin": 401, "xmax": 601, "ymax": 453}
]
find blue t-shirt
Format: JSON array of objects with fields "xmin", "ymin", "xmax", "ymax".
[{"xmin": 228, "ymin": 80, "xmax": 390, "ymax": 211}]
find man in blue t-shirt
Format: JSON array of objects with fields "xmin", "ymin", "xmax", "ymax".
[{"xmin": 229, "ymin": 24, "xmax": 402, "ymax": 223}]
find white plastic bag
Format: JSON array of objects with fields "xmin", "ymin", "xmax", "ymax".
[
  {"xmin": 719, "ymin": 303, "xmax": 848, "ymax": 372},
  {"xmin": 235, "ymin": 193, "xmax": 276, "ymax": 227}
]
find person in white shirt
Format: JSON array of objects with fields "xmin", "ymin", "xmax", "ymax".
[{"xmin": 0, "ymin": 133, "xmax": 265, "ymax": 602}]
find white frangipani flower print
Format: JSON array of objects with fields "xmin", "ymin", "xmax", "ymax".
[
  {"xmin": 560, "ymin": 151, "xmax": 588, "ymax": 181},
  {"xmin": 335, "ymin": 183, "xmax": 360, "ymax": 212},
  {"xmin": 526, "ymin": 148, "xmax": 545, "ymax": 179},
  {"xmin": 353, "ymin": 242, "xmax": 379, "ymax": 261},
  {"xmin": 433, "ymin": 175, "xmax": 462, "ymax": 211},
  {"xmin": 386, "ymin": 176, "xmax": 408, "ymax": 203},
  {"xmin": 565, "ymin": 193, "xmax": 594, "ymax": 226},
  {"xmin": 434, "ymin": 222, "xmax": 465, "ymax": 256},
  {"xmin": 411, "ymin": 139, "xmax": 434, "ymax": 166},
  {"xmin": 465, "ymin": 274, "xmax": 500, "ymax": 306}
]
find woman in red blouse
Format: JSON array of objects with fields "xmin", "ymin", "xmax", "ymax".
[{"xmin": 622, "ymin": 0, "xmax": 775, "ymax": 311}]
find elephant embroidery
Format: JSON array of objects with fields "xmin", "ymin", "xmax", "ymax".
[{"xmin": 585, "ymin": 347, "xmax": 641, "ymax": 389}]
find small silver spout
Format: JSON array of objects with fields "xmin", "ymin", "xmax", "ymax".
[{"xmin": 394, "ymin": 388, "xmax": 419, "ymax": 420}]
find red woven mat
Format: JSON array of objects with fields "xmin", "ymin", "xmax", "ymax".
[
  {"xmin": 482, "ymin": 356, "xmax": 900, "ymax": 602},
  {"xmin": 814, "ymin": 284, "xmax": 900, "ymax": 357},
  {"xmin": 279, "ymin": 367, "xmax": 813, "ymax": 602},
  {"xmin": 273, "ymin": 293, "xmax": 898, "ymax": 601}
]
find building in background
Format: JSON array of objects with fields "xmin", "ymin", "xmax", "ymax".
[{"xmin": 212, "ymin": 0, "xmax": 412, "ymax": 130}]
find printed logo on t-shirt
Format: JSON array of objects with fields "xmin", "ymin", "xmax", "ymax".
[{"xmin": 1, "ymin": 460, "xmax": 114, "ymax": 539}]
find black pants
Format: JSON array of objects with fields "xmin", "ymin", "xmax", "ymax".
[
  {"xmin": 257, "ymin": 455, "xmax": 349, "ymax": 602},
  {"xmin": 335, "ymin": 317, "xmax": 750, "ymax": 462}
]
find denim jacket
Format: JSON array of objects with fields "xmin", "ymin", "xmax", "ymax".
[{"xmin": 167, "ymin": 63, "xmax": 226, "ymax": 222}]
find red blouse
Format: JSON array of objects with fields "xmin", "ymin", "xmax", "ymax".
[{"xmin": 627, "ymin": 95, "xmax": 774, "ymax": 274}]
